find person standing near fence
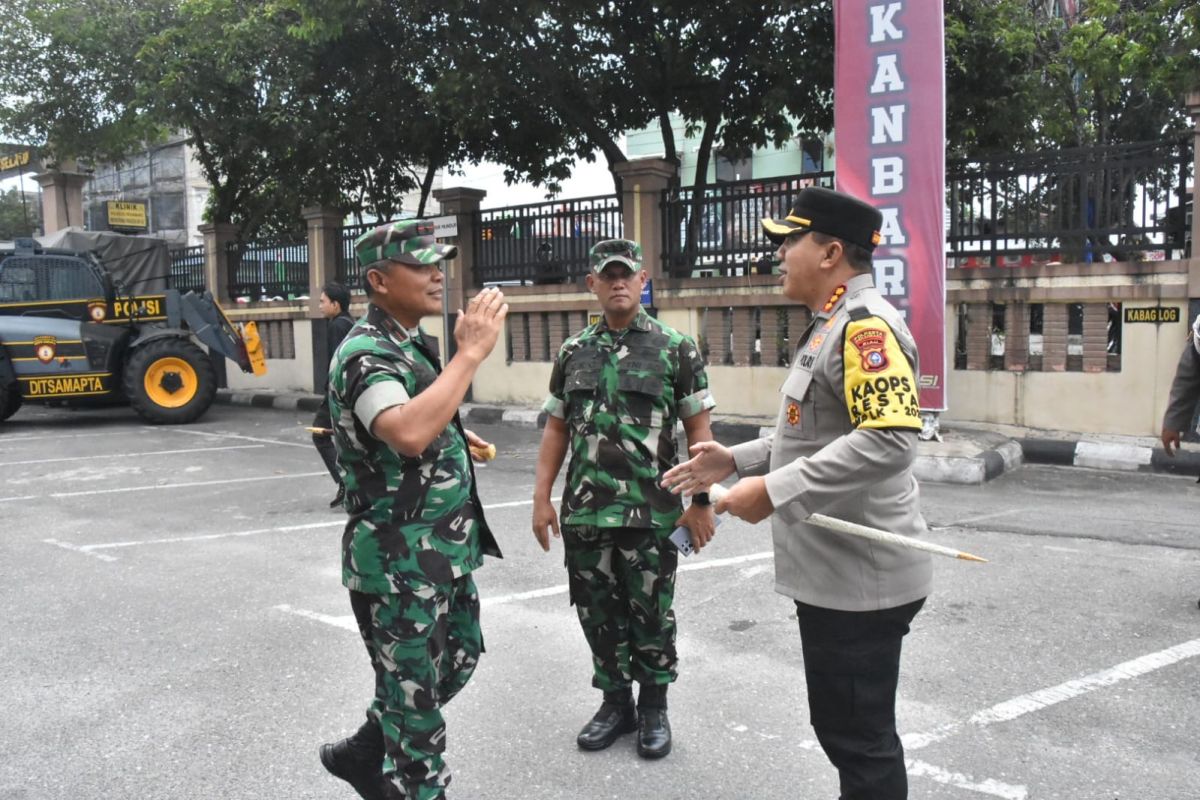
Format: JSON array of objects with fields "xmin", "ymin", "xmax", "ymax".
[
  {"xmin": 662, "ymin": 187, "xmax": 932, "ymax": 799},
  {"xmin": 531, "ymin": 238, "xmax": 716, "ymax": 759},
  {"xmin": 319, "ymin": 220, "xmax": 506, "ymax": 800},
  {"xmin": 314, "ymin": 281, "xmax": 355, "ymax": 507}
]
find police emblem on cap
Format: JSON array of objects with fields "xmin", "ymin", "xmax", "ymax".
[{"xmin": 850, "ymin": 328, "xmax": 890, "ymax": 373}]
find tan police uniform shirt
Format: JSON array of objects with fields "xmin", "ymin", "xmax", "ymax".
[{"xmin": 729, "ymin": 272, "xmax": 933, "ymax": 612}]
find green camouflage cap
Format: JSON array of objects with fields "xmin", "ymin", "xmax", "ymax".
[
  {"xmin": 589, "ymin": 238, "xmax": 643, "ymax": 274},
  {"xmin": 354, "ymin": 219, "xmax": 457, "ymax": 268}
]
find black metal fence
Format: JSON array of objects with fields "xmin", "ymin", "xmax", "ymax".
[
  {"xmin": 227, "ymin": 238, "xmax": 309, "ymax": 301},
  {"xmin": 661, "ymin": 172, "xmax": 835, "ymax": 278},
  {"xmin": 947, "ymin": 138, "xmax": 1193, "ymax": 267},
  {"xmin": 337, "ymin": 221, "xmax": 378, "ymax": 289},
  {"xmin": 473, "ymin": 195, "xmax": 623, "ymax": 286},
  {"xmin": 167, "ymin": 245, "xmax": 206, "ymax": 293}
]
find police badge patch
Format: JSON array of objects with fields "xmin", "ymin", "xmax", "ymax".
[
  {"xmin": 786, "ymin": 402, "xmax": 800, "ymax": 426},
  {"xmin": 849, "ymin": 328, "xmax": 889, "ymax": 373},
  {"xmin": 34, "ymin": 336, "xmax": 57, "ymax": 364}
]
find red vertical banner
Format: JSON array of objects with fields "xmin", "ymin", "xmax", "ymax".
[{"xmin": 834, "ymin": 0, "xmax": 946, "ymax": 410}]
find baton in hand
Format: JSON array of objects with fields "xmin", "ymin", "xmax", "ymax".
[{"xmin": 706, "ymin": 483, "xmax": 987, "ymax": 563}]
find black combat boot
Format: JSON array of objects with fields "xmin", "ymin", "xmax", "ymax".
[
  {"xmin": 576, "ymin": 689, "xmax": 637, "ymax": 751},
  {"xmin": 319, "ymin": 717, "xmax": 402, "ymax": 800},
  {"xmin": 636, "ymin": 683, "xmax": 672, "ymax": 759}
]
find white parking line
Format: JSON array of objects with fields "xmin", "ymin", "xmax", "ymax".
[
  {"xmin": 273, "ymin": 604, "xmax": 358, "ymax": 633},
  {"xmin": 7, "ymin": 471, "xmax": 327, "ymax": 503},
  {"xmin": 902, "ymin": 636, "xmax": 1200, "ymax": 751},
  {"xmin": 0, "ymin": 430, "xmax": 145, "ymax": 443},
  {"xmin": 0, "ymin": 444, "xmax": 263, "ymax": 467},
  {"xmin": 166, "ymin": 427, "xmax": 313, "ymax": 449}
]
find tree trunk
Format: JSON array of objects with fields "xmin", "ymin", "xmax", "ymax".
[
  {"xmin": 683, "ymin": 115, "xmax": 720, "ymax": 272},
  {"xmin": 416, "ymin": 162, "xmax": 438, "ymax": 218}
]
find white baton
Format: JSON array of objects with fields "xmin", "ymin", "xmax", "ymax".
[{"xmin": 706, "ymin": 483, "xmax": 987, "ymax": 563}]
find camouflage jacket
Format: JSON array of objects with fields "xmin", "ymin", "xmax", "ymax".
[
  {"xmin": 328, "ymin": 303, "xmax": 500, "ymax": 594},
  {"xmin": 543, "ymin": 308, "xmax": 715, "ymax": 530}
]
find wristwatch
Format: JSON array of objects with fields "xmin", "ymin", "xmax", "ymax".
[{"xmin": 692, "ymin": 492, "xmax": 711, "ymax": 507}]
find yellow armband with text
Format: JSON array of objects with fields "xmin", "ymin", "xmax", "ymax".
[{"xmin": 842, "ymin": 317, "xmax": 922, "ymax": 430}]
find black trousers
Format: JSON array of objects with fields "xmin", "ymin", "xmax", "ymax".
[
  {"xmin": 312, "ymin": 402, "xmax": 340, "ymax": 485},
  {"xmin": 795, "ymin": 597, "xmax": 925, "ymax": 800}
]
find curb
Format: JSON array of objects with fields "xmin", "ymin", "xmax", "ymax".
[
  {"xmin": 214, "ymin": 390, "xmax": 1199, "ymax": 483},
  {"xmin": 1020, "ymin": 437, "xmax": 1200, "ymax": 478}
]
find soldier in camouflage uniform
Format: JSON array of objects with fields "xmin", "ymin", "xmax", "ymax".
[
  {"xmin": 318, "ymin": 220, "xmax": 508, "ymax": 800},
  {"xmin": 531, "ymin": 238, "xmax": 716, "ymax": 759}
]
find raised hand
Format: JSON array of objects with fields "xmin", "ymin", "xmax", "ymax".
[
  {"xmin": 661, "ymin": 440, "xmax": 736, "ymax": 496},
  {"xmin": 455, "ymin": 287, "xmax": 509, "ymax": 363}
]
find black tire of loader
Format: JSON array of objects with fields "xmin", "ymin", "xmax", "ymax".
[
  {"xmin": 0, "ymin": 382, "xmax": 21, "ymax": 421},
  {"xmin": 123, "ymin": 338, "xmax": 217, "ymax": 425}
]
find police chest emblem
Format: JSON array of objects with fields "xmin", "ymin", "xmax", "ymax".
[
  {"xmin": 850, "ymin": 328, "xmax": 890, "ymax": 372},
  {"xmin": 786, "ymin": 401, "xmax": 800, "ymax": 426},
  {"xmin": 88, "ymin": 301, "xmax": 107, "ymax": 322},
  {"xmin": 34, "ymin": 335, "xmax": 57, "ymax": 364}
]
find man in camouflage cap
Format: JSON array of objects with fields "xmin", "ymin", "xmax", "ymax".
[
  {"xmin": 531, "ymin": 238, "xmax": 717, "ymax": 759},
  {"xmin": 318, "ymin": 219, "xmax": 508, "ymax": 800}
]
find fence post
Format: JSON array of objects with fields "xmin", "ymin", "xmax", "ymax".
[
  {"xmin": 1004, "ymin": 303, "xmax": 1030, "ymax": 372},
  {"xmin": 1042, "ymin": 303, "xmax": 1068, "ymax": 372},
  {"xmin": 198, "ymin": 222, "xmax": 237, "ymax": 304},
  {"xmin": 613, "ymin": 157, "xmax": 679, "ymax": 283},
  {"xmin": 1186, "ymin": 89, "xmax": 1200, "ymax": 292},
  {"xmin": 302, "ymin": 206, "xmax": 343, "ymax": 316},
  {"xmin": 32, "ymin": 163, "xmax": 89, "ymax": 235},
  {"xmin": 432, "ymin": 187, "xmax": 487, "ymax": 314}
]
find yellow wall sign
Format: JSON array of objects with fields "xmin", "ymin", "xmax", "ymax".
[
  {"xmin": 107, "ymin": 200, "xmax": 148, "ymax": 229},
  {"xmin": 1123, "ymin": 306, "xmax": 1180, "ymax": 324},
  {"xmin": 0, "ymin": 149, "xmax": 32, "ymax": 173}
]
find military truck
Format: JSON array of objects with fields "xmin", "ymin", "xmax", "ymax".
[{"xmin": 0, "ymin": 230, "xmax": 266, "ymax": 424}]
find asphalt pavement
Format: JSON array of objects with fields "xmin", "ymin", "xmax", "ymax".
[{"xmin": 1, "ymin": 401, "xmax": 1198, "ymax": 800}]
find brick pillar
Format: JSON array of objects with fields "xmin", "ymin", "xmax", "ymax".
[
  {"xmin": 432, "ymin": 187, "xmax": 487, "ymax": 312},
  {"xmin": 1042, "ymin": 303, "xmax": 1069, "ymax": 371},
  {"xmin": 965, "ymin": 302, "xmax": 991, "ymax": 370},
  {"xmin": 760, "ymin": 307, "xmax": 781, "ymax": 368},
  {"xmin": 1081, "ymin": 302, "xmax": 1109, "ymax": 373},
  {"xmin": 199, "ymin": 222, "xmax": 238, "ymax": 304},
  {"xmin": 528, "ymin": 312, "xmax": 547, "ymax": 361},
  {"xmin": 1004, "ymin": 302, "xmax": 1030, "ymax": 372},
  {"xmin": 33, "ymin": 166, "xmax": 90, "ymax": 234},
  {"xmin": 703, "ymin": 307, "xmax": 729, "ymax": 366},
  {"xmin": 613, "ymin": 157, "xmax": 679, "ymax": 283},
  {"xmin": 302, "ymin": 207, "xmax": 343, "ymax": 315},
  {"xmin": 547, "ymin": 312, "xmax": 566, "ymax": 358},
  {"xmin": 730, "ymin": 307, "xmax": 755, "ymax": 365}
]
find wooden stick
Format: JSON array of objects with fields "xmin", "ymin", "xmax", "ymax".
[
  {"xmin": 305, "ymin": 426, "xmax": 332, "ymax": 436},
  {"xmin": 706, "ymin": 484, "xmax": 987, "ymax": 563}
]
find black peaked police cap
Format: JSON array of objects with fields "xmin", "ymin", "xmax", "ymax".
[{"xmin": 762, "ymin": 186, "xmax": 884, "ymax": 251}]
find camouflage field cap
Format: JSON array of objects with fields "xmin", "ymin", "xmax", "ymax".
[
  {"xmin": 589, "ymin": 238, "xmax": 643, "ymax": 274},
  {"xmin": 354, "ymin": 219, "xmax": 457, "ymax": 268},
  {"xmin": 762, "ymin": 186, "xmax": 883, "ymax": 251}
]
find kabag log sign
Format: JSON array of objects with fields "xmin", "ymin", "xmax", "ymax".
[{"xmin": 834, "ymin": 0, "xmax": 946, "ymax": 410}]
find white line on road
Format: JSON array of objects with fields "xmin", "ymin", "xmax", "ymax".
[
  {"xmin": 273, "ymin": 604, "xmax": 358, "ymax": 632},
  {"xmin": 0, "ymin": 430, "xmax": 146, "ymax": 443},
  {"xmin": 0, "ymin": 444, "xmax": 263, "ymax": 467},
  {"xmin": 44, "ymin": 538, "xmax": 118, "ymax": 563},
  {"xmin": 7, "ymin": 471, "xmax": 327, "ymax": 502},
  {"xmin": 166, "ymin": 427, "xmax": 313, "ymax": 449},
  {"xmin": 902, "ymin": 636, "xmax": 1200, "ymax": 750},
  {"xmin": 941, "ymin": 509, "xmax": 1022, "ymax": 527}
]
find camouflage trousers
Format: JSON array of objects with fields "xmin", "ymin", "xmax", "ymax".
[
  {"xmin": 561, "ymin": 525, "xmax": 678, "ymax": 692},
  {"xmin": 349, "ymin": 574, "xmax": 482, "ymax": 800}
]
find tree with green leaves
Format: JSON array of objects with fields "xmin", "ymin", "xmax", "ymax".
[{"xmin": 0, "ymin": 188, "xmax": 42, "ymax": 240}]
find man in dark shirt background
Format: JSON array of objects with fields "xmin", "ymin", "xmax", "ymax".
[{"xmin": 313, "ymin": 280, "xmax": 355, "ymax": 506}]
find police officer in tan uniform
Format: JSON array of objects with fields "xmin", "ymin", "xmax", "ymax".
[
  {"xmin": 664, "ymin": 187, "xmax": 931, "ymax": 799},
  {"xmin": 1160, "ymin": 312, "xmax": 1200, "ymax": 460}
]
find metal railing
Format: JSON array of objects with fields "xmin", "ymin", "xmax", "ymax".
[
  {"xmin": 167, "ymin": 245, "xmax": 206, "ymax": 293},
  {"xmin": 661, "ymin": 172, "xmax": 835, "ymax": 278},
  {"xmin": 947, "ymin": 138, "xmax": 1193, "ymax": 267},
  {"xmin": 473, "ymin": 195, "xmax": 623, "ymax": 286},
  {"xmin": 227, "ymin": 238, "xmax": 309, "ymax": 301},
  {"xmin": 337, "ymin": 221, "xmax": 378, "ymax": 289}
]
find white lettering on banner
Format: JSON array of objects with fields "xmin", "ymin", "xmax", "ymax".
[
  {"xmin": 879, "ymin": 208, "xmax": 907, "ymax": 245},
  {"xmin": 872, "ymin": 157, "xmax": 905, "ymax": 195},
  {"xmin": 871, "ymin": 104, "xmax": 907, "ymax": 144},
  {"xmin": 870, "ymin": 54, "xmax": 905, "ymax": 93},
  {"xmin": 870, "ymin": 3, "xmax": 905, "ymax": 42},
  {"xmin": 874, "ymin": 258, "xmax": 907, "ymax": 296}
]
